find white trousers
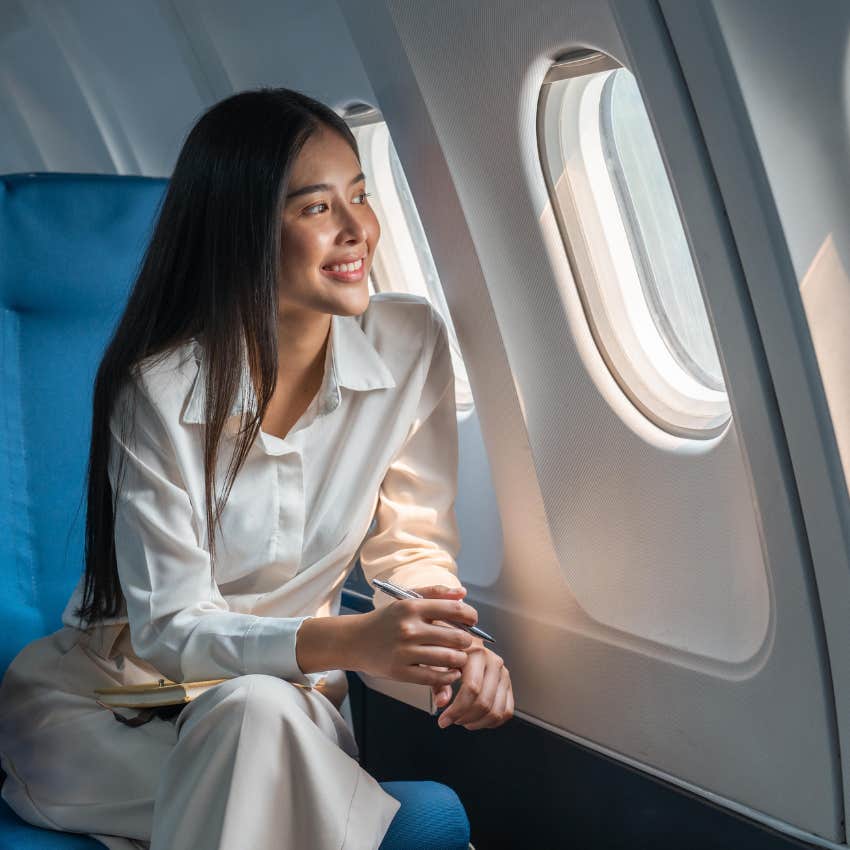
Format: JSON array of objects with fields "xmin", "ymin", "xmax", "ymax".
[{"xmin": 0, "ymin": 623, "xmax": 401, "ymax": 850}]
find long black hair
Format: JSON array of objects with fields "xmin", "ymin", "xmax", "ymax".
[{"xmin": 74, "ymin": 88, "xmax": 360, "ymax": 626}]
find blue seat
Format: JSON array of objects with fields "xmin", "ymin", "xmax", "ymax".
[{"xmin": 0, "ymin": 172, "xmax": 470, "ymax": 850}]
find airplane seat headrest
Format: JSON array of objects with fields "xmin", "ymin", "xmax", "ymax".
[{"xmin": 0, "ymin": 172, "xmax": 167, "ymax": 673}]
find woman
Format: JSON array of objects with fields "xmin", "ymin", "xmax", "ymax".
[{"xmin": 0, "ymin": 88, "xmax": 513, "ymax": 849}]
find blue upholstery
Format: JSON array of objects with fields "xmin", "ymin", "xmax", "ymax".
[
  {"xmin": 0, "ymin": 173, "xmax": 166, "ymax": 675},
  {"xmin": 0, "ymin": 801, "xmax": 102, "ymax": 849},
  {"xmin": 0, "ymin": 173, "xmax": 470, "ymax": 850},
  {"xmin": 379, "ymin": 781, "xmax": 471, "ymax": 850},
  {"xmin": 0, "ymin": 780, "xmax": 470, "ymax": 850}
]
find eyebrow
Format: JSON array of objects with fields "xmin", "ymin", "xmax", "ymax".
[{"xmin": 285, "ymin": 172, "xmax": 365, "ymax": 201}]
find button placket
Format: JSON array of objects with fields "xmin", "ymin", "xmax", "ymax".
[{"xmin": 271, "ymin": 451, "xmax": 305, "ymax": 581}]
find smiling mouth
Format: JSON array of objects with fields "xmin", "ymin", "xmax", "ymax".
[
  {"xmin": 320, "ymin": 257, "xmax": 367, "ymax": 282},
  {"xmin": 321, "ymin": 256, "xmax": 366, "ymax": 272}
]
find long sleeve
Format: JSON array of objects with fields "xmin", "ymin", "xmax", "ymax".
[
  {"xmin": 359, "ymin": 307, "xmax": 464, "ymax": 609},
  {"xmin": 108, "ymin": 377, "xmax": 318, "ymax": 685}
]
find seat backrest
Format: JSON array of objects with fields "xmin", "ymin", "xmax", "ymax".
[{"xmin": 0, "ymin": 173, "xmax": 167, "ymax": 673}]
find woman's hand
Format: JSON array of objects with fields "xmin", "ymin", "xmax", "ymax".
[
  {"xmin": 416, "ymin": 585, "xmax": 515, "ymax": 731},
  {"xmin": 410, "ymin": 584, "xmax": 474, "ymax": 708},
  {"xmin": 351, "ymin": 584, "xmax": 478, "ymax": 687},
  {"xmin": 434, "ymin": 634, "xmax": 514, "ymax": 731}
]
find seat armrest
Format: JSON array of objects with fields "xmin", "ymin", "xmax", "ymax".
[{"xmin": 355, "ymin": 670, "xmax": 438, "ymax": 715}]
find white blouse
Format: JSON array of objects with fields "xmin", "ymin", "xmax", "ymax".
[{"xmin": 61, "ymin": 292, "xmax": 463, "ymax": 691}]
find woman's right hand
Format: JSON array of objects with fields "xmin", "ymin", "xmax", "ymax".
[{"xmin": 351, "ymin": 590, "xmax": 479, "ymax": 686}]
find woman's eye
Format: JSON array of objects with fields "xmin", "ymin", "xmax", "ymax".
[{"xmin": 304, "ymin": 192, "xmax": 371, "ymax": 216}]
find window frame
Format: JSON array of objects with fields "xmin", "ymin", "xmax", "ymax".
[
  {"xmin": 343, "ymin": 104, "xmax": 476, "ymax": 418},
  {"xmin": 537, "ymin": 50, "xmax": 730, "ymax": 439}
]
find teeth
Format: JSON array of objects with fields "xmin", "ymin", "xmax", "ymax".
[{"xmin": 325, "ymin": 257, "xmax": 363, "ymax": 273}]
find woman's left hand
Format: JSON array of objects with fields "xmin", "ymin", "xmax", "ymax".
[{"xmin": 431, "ymin": 636, "xmax": 514, "ymax": 730}]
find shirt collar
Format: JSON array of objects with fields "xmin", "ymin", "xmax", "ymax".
[{"xmin": 182, "ymin": 312, "xmax": 396, "ymax": 425}]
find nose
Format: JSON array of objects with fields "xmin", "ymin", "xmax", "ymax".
[{"xmin": 335, "ymin": 203, "xmax": 368, "ymax": 244}]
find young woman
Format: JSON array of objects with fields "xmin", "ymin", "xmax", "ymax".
[{"xmin": 0, "ymin": 88, "xmax": 513, "ymax": 849}]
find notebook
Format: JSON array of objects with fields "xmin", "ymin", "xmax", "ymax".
[
  {"xmin": 94, "ymin": 678, "xmax": 229, "ymax": 708},
  {"xmin": 93, "ymin": 676, "xmax": 321, "ymax": 709}
]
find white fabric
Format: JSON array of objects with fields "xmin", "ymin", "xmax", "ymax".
[
  {"xmin": 0, "ymin": 292, "xmax": 464, "ymax": 848},
  {"xmin": 0, "ymin": 625, "xmax": 399, "ymax": 849},
  {"xmin": 63, "ymin": 290, "xmax": 464, "ymax": 686}
]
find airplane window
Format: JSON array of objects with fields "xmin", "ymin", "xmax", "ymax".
[
  {"xmin": 345, "ymin": 108, "xmax": 475, "ymax": 417},
  {"xmin": 539, "ymin": 52, "xmax": 730, "ymax": 438},
  {"xmin": 601, "ymin": 71, "xmax": 724, "ymax": 392}
]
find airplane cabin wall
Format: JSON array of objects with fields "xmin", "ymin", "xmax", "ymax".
[
  {"xmin": 344, "ymin": 0, "xmax": 845, "ymax": 843},
  {"xmin": 660, "ymin": 0, "xmax": 850, "ymax": 837},
  {"xmin": 0, "ymin": 0, "xmax": 374, "ymax": 175}
]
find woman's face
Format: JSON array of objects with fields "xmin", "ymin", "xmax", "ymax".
[{"xmin": 278, "ymin": 126, "xmax": 380, "ymax": 319}]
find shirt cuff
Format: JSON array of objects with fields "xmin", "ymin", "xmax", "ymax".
[{"xmin": 242, "ymin": 614, "xmax": 333, "ymax": 687}]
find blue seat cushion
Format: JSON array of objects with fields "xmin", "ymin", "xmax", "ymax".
[
  {"xmin": 0, "ymin": 798, "xmax": 101, "ymax": 849},
  {"xmin": 0, "ymin": 779, "xmax": 469, "ymax": 849},
  {"xmin": 380, "ymin": 781, "xmax": 470, "ymax": 849}
]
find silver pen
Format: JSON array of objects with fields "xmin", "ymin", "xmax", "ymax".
[{"xmin": 371, "ymin": 578, "xmax": 496, "ymax": 644}]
